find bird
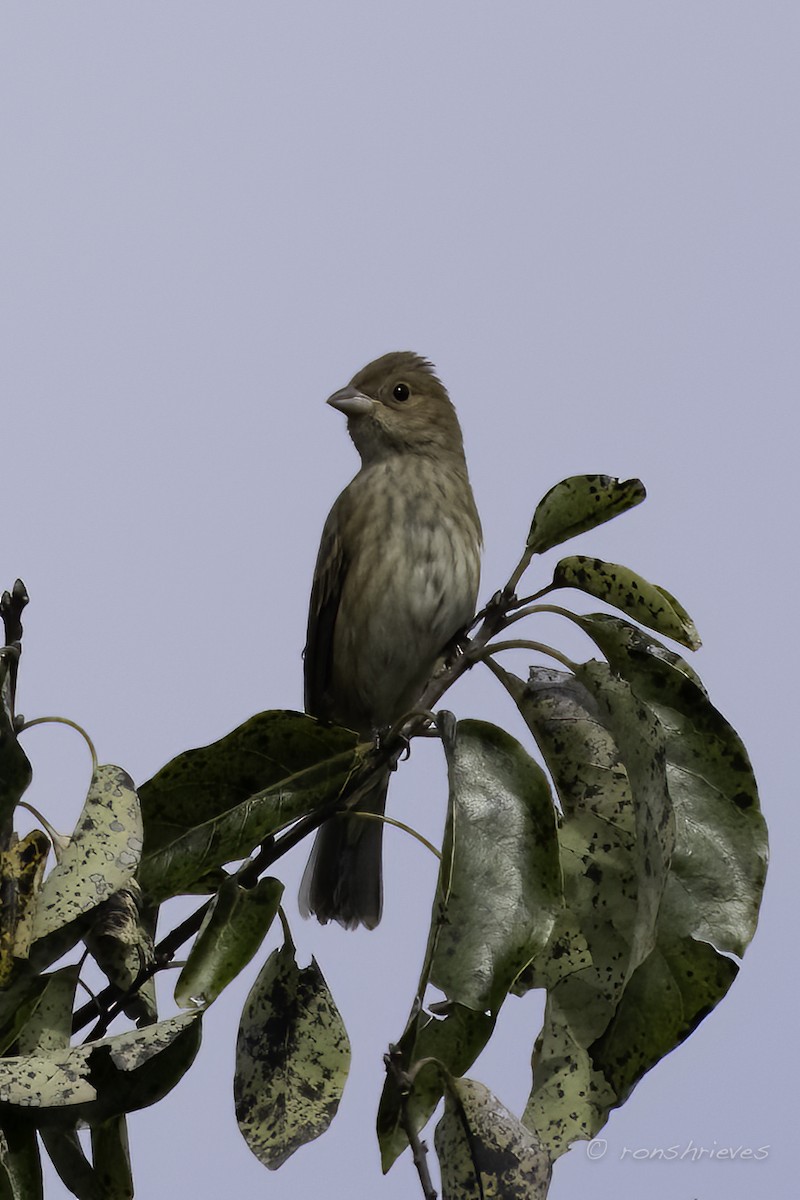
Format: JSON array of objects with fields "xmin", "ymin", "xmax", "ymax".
[{"xmin": 299, "ymin": 351, "xmax": 482, "ymax": 929}]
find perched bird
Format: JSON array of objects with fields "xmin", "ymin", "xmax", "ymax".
[{"xmin": 299, "ymin": 351, "xmax": 482, "ymax": 929}]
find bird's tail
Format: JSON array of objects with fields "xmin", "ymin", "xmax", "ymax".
[{"xmin": 299, "ymin": 770, "xmax": 388, "ymax": 930}]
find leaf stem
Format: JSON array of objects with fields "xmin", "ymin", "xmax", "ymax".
[
  {"xmin": 19, "ymin": 716, "xmax": 99, "ymax": 774},
  {"xmin": 504, "ymin": 548, "xmax": 533, "ymax": 596},
  {"xmin": 502, "ymin": 601, "xmax": 567, "ymax": 627},
  {"xmin": 476, "ymin": 640, "xmax": 577, "ymax": 672},
  {"xmin": 17, "ymin": 801, "xmax": 70, "ymax": 858},
  {"xmin": 509, "ymin": 582, "xmax": 557, "ymax": 608},
  {"xmin": 277, "ymin": 905, "xmax": 293, "ymax": 948},
  {"xmin": 348, "ymin": 811, "xmax": 441, "ymax": 860},
  {"xmin": 516, "ymin": 602, "xmax": 579, "ymax": 620}
]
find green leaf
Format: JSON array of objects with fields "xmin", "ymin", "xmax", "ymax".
[
  {"xmin": 90, "ymin": 1116, "xmax": 133, "ymax": 1200},
  {"xmin": 15, "ymin": 965, "xmax": 79, "ymax": 1054},
  {"xmin": 590, "ymin": 932, "xmax": 738, "ymax": 1103},
  {"xmin": 138, "ymin": 717, "xmax": 359, "ymax": 903},
  {"xmin": 512, "ymin": 908, "xmax": 592, "ymax": 996},
  {"xmin": 526, "ymin": 475, "xmax": 646, "ymax": 557},
  {"xmin": 501, "ymin": 651, "xmax": 763, "ymax": 1157},
  {"xmin": 497, "ymin": 666, "xmax": 668, "ymax": 1038},
  {"xmin": 39, "ymin": 1128, "xmax": 101, "ymax": 1200},
  {"xmin": 571, "ymin": 614, "xmax": 767, "ymax": 954},
  {"xmin": 234, "ymin": 935, "xmax": 350, "ymax": 1169},
  {"xmin": 551, "ymin": 556, "xmax": 701, "ymax": 649},
  {"xmin": 564, "ymin": 617, "xmax": 764, "ymax": 1106},
  {"xmin": 575, "ymin": 661, "xmax": 676, "ymax": 952},
  {"xmin": 428, "ymin": 720, "xmax": 562, "ymax": 1014},
  {"xmin": 41, "ymin": 1119, "xmax": 134, "ymax": 1200},
  {"xmin": 31, "ymin": 765, "xmax": 142, "ymax": 942},
  {"xmin": 0, "ymin": 1012, "xmax": 201, "ymax": 1127},
  {"xmin": 139, "ymin": 711, "xmax": 358, "ymax": 854},
  {"xmin": 0, "ymin": 1118, "xmax": 43, "ymax": 1200},
  {"xmin": 378, "ymin": 717, "xmax": 562, "ymax": 1172},
  {"xmin": 500, "ymin": 663, "xmax": 674, "ymax": 1155},
  {"xmin": 174, "ymin": 876, "xmax": 283, "ymax": 1008},
  {"xmin": 523, "ymin": 994, "xmax": 618, "ymax": 1153},
  {"xmin": 435, "ymin": 1076, "xmax": 552, "ymax": 1200},
  {"xmin": 378, "ymin": 1004, "xmax": 495, "ymax": 1173},
  {"xmin": 569, "ymin": 611, "xmax": 706, "ymax": 688}
]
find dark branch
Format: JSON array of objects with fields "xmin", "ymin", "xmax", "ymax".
[
  {"xmin": 1, "ymin": 579, "xmax": 28, "ymax": 647},
  {"xmin": 73, "ymin": 589, "xmax": 520, "ymax": 1038},
  {"xmin": 384, "ymin": 1044, "xmax": 438, "ymax": 1200}
]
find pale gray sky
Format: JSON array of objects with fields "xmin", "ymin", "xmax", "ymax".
[{"xmin": 3, "ymin": 3, "xmax": 796, "ymax": 1198}]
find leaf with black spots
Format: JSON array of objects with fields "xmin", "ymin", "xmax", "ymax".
[
  {"xmin": 435, "ymin": 1076, "xmax": 551, "ymax": 1199},
  {"xmin": 138, "ymin": 715, "xmax": 359, "ymax": 903},
  {"xmin": 0, "ymin": 829, "xmax": 50, "ymax": 985},
  {"xmin": 571, "ymin": 614, "xmax": 767, "ymax": 954},
  {"xmin": 138, "ymin": 711, "xmax": 357, "ymax": 854},
  {"xmin": 0, "ymin": 1012, "xmax": 201, "ymax": 1126},
  {"xmin": 526, "ymin": 475, "xmax": 646, "ymax": 557},
  {"xmin": 234, "ymin": 935, "xmax": 350, "ymax": 1169},
  {"xmin": 30, "ymin": 766, "xmax": 142, "ymax": 943},
  {"xmin": 551, "ymin": 556, "xmax": 701, "ymax": 649}
]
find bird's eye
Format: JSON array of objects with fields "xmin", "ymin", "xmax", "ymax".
[{"xmin": 392, "ymin": 383, "xmax": 410, "ymax": 402}]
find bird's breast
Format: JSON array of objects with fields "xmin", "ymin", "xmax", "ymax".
[{"xmin": 329, "ymin": 456, "xmax": 481, "ymax": 732}]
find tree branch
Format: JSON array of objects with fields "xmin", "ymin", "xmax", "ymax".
[
  {"xmin": 72, "ymin": 764, "xmax": 395, "ymax": 1037},
  {"xmin": 384, "ymin": 1044, "xmax": 438, "ymax": 1200},
  {"xmin": 72, "ymin": 578, "xmax": 539, "ymax": 1038}
]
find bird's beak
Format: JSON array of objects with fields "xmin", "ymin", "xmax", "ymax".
[{"xmin": 326, "ymin": 386, "xmax": 375, "ymax": 417}]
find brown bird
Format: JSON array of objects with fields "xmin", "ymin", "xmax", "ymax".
[{"xmin": 299, "ymin": 351, "xmax": 482, "ymax": 929}]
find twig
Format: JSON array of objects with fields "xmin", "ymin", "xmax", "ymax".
[
  {"xmin": 73, "ymin": 766, "xmax": 400, "ymax": 1036},
  {"xmin": 384, "ymin": 1044, "xmax": 438, "ymax": 1200},
  {"xmin": 74, "ymin": 837, "xmax": 281, "ymax": 1036}
]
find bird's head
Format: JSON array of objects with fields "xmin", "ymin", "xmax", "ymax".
[{"xmin": 327, "ymin": 351, "xmax": 466, "ymax": 463}]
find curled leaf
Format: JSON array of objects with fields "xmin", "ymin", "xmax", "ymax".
[
  {"xmin": 551, "ymin": 556, "xmax": 701, "ymax": 649},
  {"xmin": 31, "ymin": 766, "xmax": 142, "ymax": 943},
  {"xmin": 83, "ymin": 881, "xmax": 157, "ymax": 1026}
]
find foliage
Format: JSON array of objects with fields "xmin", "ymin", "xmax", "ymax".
[{"xmin": 0, "ymin": 476, "xmax": 767, "ymax": 1199}]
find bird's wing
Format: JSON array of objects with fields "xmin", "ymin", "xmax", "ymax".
[{"xmin": 304, "ymin": 507, "xmax": 347, "ymax": 720}]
